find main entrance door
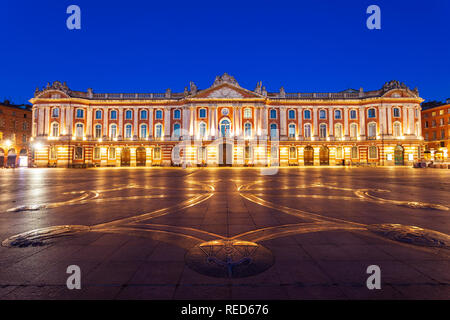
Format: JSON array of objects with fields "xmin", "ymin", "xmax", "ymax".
[
  {"xmin": 218, "ymin": 143, "xmax": 232, "ymax": 166},
  {"xmin": 394, "ymin": 145, "xmax": 404, "ymax": 165},
  {"xmin": 121, "ymin": 147, "xmax": 130, "ymax": 166},
  {"xmin": 136, "ymin": 147, "xmax": 146, "ymax": 166}
]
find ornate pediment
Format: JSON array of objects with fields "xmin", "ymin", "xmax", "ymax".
[{"xmin": 207, "ymin": 87, "xmax": 244, "ymax": 98}]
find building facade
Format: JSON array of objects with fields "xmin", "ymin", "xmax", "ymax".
[
  {"xmin": 0, "ymin": 101, "xmax": 32, "ymax": 167},
  {"xmin": 422, "ymin": 100, "xmax": 450, "ymax": 162},
  {"xmin": 30, "ymin": 74, "xmax": 423, "ymax": 167}
]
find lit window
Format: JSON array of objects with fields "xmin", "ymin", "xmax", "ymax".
[
  {"xmin": 334, "ymin": 123, "xmax": 342, "ymax": 138},
  {"xmin": 350, "ymin": 123, "xmax": 358, "ymax": 138},
  {"xmin": 108, "ymin": 147, "xmax": 116, "ymax": 159},
  {"xmin": 74, "ymin": 146, "xmax": 83, "ymax": 160},
  {"xmin": 125, "ymin": 110, "xmax": 132, "ymax": 120},
  {"xmin": 75, "ymin": 123, "xmax": 83, "ymax": 138},
  {"xmin": 76, "ymin": 109, "xmax": 84, "ymax": 118},
  {"xmin": 125, "ymin": 124, "xmax": 132, "ymax": 138},
  {"xmin": 155, "ymin": 124, "xmax": 163, "ymax": 138},
  {"xmin": 336, "ymin": 147, "xmax": 343, "ymax": 159},
  {"xmin": 288, "ymin": 110, "xmax": 295, "ymax": 120},
  {"xmin": 334, "ymin": 110, "xmax": 341, "ymax": 119},
  {"xmin": 288, "ymin": 123, "xmax": 296, "ymax": 138},
  {"xmin": 351, "ymin": 146, "xmax": 358, "ymax": 159},
  {"xmin": 140, "ymin": 124, "xmax": 147, "ymax": 139},
  {"xmin": 319, "ymin": 124, "xmax": 327, "ymax": 138},
  {"xmin": 270, "ymin": 109, "xmax": 277, "ymax": 119},
  {"xmin": 270, "ymin": 123, "xmax": 277, "ymax": 138},
  {"xmin": 304, "ymin": 110, "xmax": 311, "ymax": 119},
  {"xmin": 198, "ymin": 123, "xmax": 206, "ymax": 138},
  {"xmin": 52, "ymin": 108, "xmax": 59, "ymax": 118},
  {"xmin": 368, "ymin": 146, "xmax": 378, "ymax": 159},
  {"xmin": 304, "ymin": 124, "xmax": 311, "ymax": 138},
  {"xmin": 243, "ymin": 108, "xmax": 252, "ymax": 119},
  {"xmin": 289, "ymin": 146, "xmax": 296, "ymax": 159},
  {"xmin": 52, "ymin": 123, "xmax": 59, "ymax": 137},
  {"xmin": 154, "ymin": 147, "xmax": 161, "ymax": 160},
  {"xmin": 110, "ymin": 124, "xmax": 117, "ymax": 139},
  {"xmin": 319, "ymin": 110, "xmax": 326, "ymax": 119},
  {"xmin": 95, "ymin": 125, "xmax": 102, "ymax": 138},
  {"xmin": 93, "ymin": 147, "xmax": 101, "ymax": 160},
  {"xmin": 368, "ymin": 123, "xmax": 377, "ymax": 138}
]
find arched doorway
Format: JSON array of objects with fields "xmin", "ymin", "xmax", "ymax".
[
  {"xmin": 319, "ymin": 146, "xmax": 329, "ymax": 165},
  {"xmin": 304, "ymin": 146, "xmax": 314, "ymax": 166},
  {"xmin": 136, "ymin": 147, "xmax": 146, "ymax": 166},
  {"xmin": 7, "ymin": 149, "xmax": 16, "ymax": 168},
  {"xmin": 218, "ymin": 143, "xmax": 233, "ymax": 166},
  {"xmin": 394, "ymin": 145, "xmax": 404, "ymax": 165},
  {"xmin": 121, "ymin": 147, "xmax": 130, "ymax": 166},
  {"xmin": 0, "ymin": 148, "xmax": 4, "ymax": 167},
  {"xmin": 19, "ymin": 149, "xmax": 28, "ymax": 167}
]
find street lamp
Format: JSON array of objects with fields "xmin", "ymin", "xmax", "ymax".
[{"xmin": 4, "ymin": 139, "xmax": 12, "ymax": 148}]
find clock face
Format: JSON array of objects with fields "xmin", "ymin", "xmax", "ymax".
[{"xmin": 221, "ymin": 108, "xmax": 229, "ymax": 116}]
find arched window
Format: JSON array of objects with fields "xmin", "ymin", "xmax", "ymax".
[
  {"xmin": 125, "ymin": 124, "xmax": 132, "ymax": 138},
  {"xmin": 270, "ymin": 123, "xmax": 278, "ymax": 138},
  {"xmin": 334, "ymin": 110, "xmax": 342, "ymax": 119},
  {"xmin": 198, "ymin": 122, "xmax": 206, "ymax": 138},
  {"xmin": 368, "ymin": 122, "xmax": 377, "ymax": 138},
  {"xmin": 368, "ymin": 108, "xmax": 376, "ymax": 118},
  {"xmin": 125, "ymin": 110, "xmax": 133, "ymax": 120},
  {"xmin": 319, "ymin": 123, "xmax": 327, "ymax": 138},
  {"xmin": 140, "ymin": 110, "xmax": 148, "ymax": 120},
  {"xmin": 140, "ymin": 124, "xmax": 148, "ymax": 139},
  {"xmin": 289, "ymin": 146, "xmax": 296, "ymax": 159},
  {"xmin": 319, "ymin": 110, "xmax": 327, "ymax": 119},
  {"xmin": 76, "ymin": 109, "xmax": 84, "ymax": 119},
  {"xmin": 51, "ymin": 122, "xmax": 59, "ymax": 137},
  {"xmin": 304, "ymin": 110, "xmax": 311, "ymax": 120},
  {"xmin": 74, "ymin": 146, "xmax": 83, "ymax": 160},
  {"xmin": 155, "ymin": 110, "xmax": 163, "ymax": 120},
  {"xmin": 153, "ymin": 147, "xmax": 161, "ymax": 160},
  {"xmin": 350, "ymin": 110, "xmax": 357, "ymax": 119},
  {"xmin": 244, "ymin": 122, "xmax": 252, "ymax": 138},
  {"xmin": 110, "ymin": 110, "xmax": 117, "ymax": 120},
  {"xmin": 334, "ymin": 123, "xmax": 343, "ymax": 138},
  {"xmin": 336, "ymin": 147, "xmax": 343, "ymax": 159},
  {"xmin": 52, "ymin": 108, "xmax": 59, "ymax": 118},
  {"xmin": 393, "ymin": 107, "xmax": 400, "ymax": 117},
  {"xmin": 393, "ymin": 122, "xmax": 401, "ymax": 137},
  {"xmin": 173, "ymin": 123, "xmax": 181, "ymax": 138},
  {"xmin": 288, "ymin": 123, "xmax": 296, "ymax": 138},
  {"xmin": 95, "ymin": 124, "xmax": 102, "ymax": 138},
  {"xmin": 93, "ymin": 147, "xmax": 101, "ymax": 160},
  {"xmin": 270, "ymin": 109, "xmax": 277, "ymax": 119},
  {"xmin": 219, "ymin": 119, "xmax": 231, "ymax": 137},
  {"xmin": 110, "ymin": 124, "xmax": 117, "ymax": 139},
  {"xmin": 304, "ymin": 124, "xmax": 311, "ymax": 138},
  {"xmin": 95, "ymin": 110, "xmax": 102, "ymax": 119},
  {"xmin": 155, "ymin": 124, "xmax": 163, "ymax": 138},
  {"xmin": 174, "ymin": 109, "xmax": 181, "ymax": 119},
  {"xmin": 108, "ymin": 147, "xmax": 116, "ymax": 159},
  {"xmin": 75, "ymin": 123, "xmax": 84, "ymax": 138},
  {"xmin": 49, "ymin": 146, "xmax": 57, "ymax": 160},
  {"xmin": 288, "ymin": 109, "xmax": 296, "ymax": 120},
  {"xmin": 350, "ymin": 123, "xmax": 358, "ymax": 138},
  {"xmin": 243, "ymin": 108, "xmax": 252, "ymax": 119},
  {"xmin": 351, "ymin": 146, "xmax": 358, "ymax": 159},
  {"xmin": 369, "ymin": 146, "xmax": 378, "ymax": 159},
  {"xmin": 199, "ymin": 108, "xmax": 207, "ymax": 119}
]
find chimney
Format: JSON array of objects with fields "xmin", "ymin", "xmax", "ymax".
[{"xmin": 446, "ymin": 98, "xmax": 450, "ymax": 104}]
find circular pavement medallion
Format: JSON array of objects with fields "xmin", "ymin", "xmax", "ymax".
[
  {"xmin": 368, "ymin": 223, "xmax": 450, "ymax": 248},
  {"xmin": 185, "ymin": 240, "xmax": 274, "ymax": 278}
]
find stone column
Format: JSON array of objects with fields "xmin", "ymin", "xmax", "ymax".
[
  {"xmin": 118, "ymin": 109, "xmax": 124, "ymax": 139},
  {"xmin": 359, "ymin": 108, "xmax": 366, "ymax": 137},
  {"xmin": 313, "ymin": 108, "xmax": 318, "ymax": 137},
  {"xmin": 134, "ymin": 108, "xmax": 139, "ymax": 138},
  {"xmin": 44, "ymin": 107, "xmax": 50, "ymax": 136},
  {"xmin": 148, "ymin": 107, "xmax": 153, "ymax": 138},
  {"xmin": 297, "ymin": 107, "xmax": 302, "ymax": 138},
  {"xmin": 86, "ymin": 108, "xmax": 92, "ymax": 139},
  {"xmin": 344, "ymin": 107, "xmax": 349, "ymax": 137},
  {"xmin": 328, "ymin": 107, "xmax": 334, "ymax": 137},
  {"xmin": 280, "ymin": 106, "xmax": 287, "ymax": 138}
]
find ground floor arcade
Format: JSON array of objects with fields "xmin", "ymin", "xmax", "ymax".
[{"xmin": 32, "ymin": 138, "xmax": 423, "ymax": 168}]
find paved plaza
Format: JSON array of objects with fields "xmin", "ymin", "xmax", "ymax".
[{"xmin": 0, "ymin": 167, "xmax": 449, "ymax": 299}]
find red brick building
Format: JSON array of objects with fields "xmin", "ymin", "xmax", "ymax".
[
  {"xmin": 0, "ymin": 101, "xmax": 32, "ymax": 167},
  {"xmin": 421, "ymin": 100, "xmax": 450, "ymax": 162}
]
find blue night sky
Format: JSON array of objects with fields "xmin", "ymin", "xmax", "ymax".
[{"xmin": 1, "ymin": 0, "xmax": 449, "ymax": 104}]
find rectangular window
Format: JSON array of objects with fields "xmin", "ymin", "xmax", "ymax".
[{"xmin": 74, "ymin": 147, "xmax": 83, "ymax": 160}]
